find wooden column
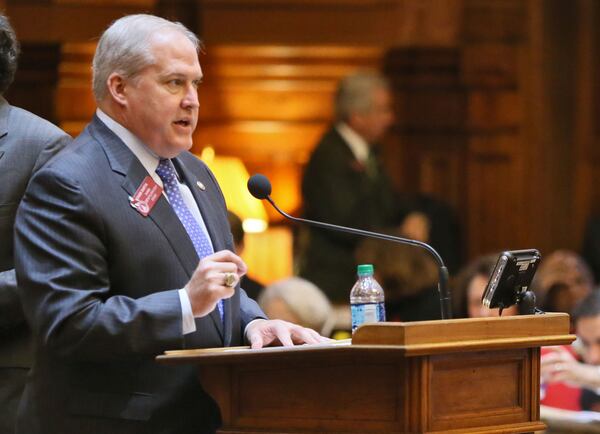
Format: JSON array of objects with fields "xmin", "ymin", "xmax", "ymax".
[{"xmin": 5, "ymin": 43, "xmax": 61, "ymax": 122}]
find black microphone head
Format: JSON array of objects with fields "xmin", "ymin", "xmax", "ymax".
[{"xmin": 247, "ymin": 174, "xmax": 272, "ymax": 200}]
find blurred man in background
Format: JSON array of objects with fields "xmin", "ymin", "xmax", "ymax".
[{"xmin": 298, "ymin": 71, "xmax": 400, "ymax": 303}]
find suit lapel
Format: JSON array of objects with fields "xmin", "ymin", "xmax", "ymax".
[
  {"xmin": 173, "ymin": 156, "xmax": 228, "ymax": 342},
  {"xmin": 91, "ymin": 116, "xmax": 199, "ymax": 279},
  {"xmin": 124, "ymin": 162, "xmax": 201, "ymax": 279},
  {"xmin": 92, "ymin": 116, "xmax": 226, "ymax": 341}
]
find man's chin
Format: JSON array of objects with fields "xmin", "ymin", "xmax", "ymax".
[{"xmin": 157, "ymin": 140, "xmax": 193, "ymax": 159}]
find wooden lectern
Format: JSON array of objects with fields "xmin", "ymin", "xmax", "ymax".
[{"xmin": 157, "ymin": 313, "xmax": 574, "ymax": 434}]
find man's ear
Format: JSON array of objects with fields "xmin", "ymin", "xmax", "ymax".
[{"xmin": 106, "ymin": 72, "xmax": 128, "ymax": 106}]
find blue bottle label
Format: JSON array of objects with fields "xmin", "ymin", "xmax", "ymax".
[{"xmin": 351, "ymin": 302, "xmax": 385, "ymax": 332}]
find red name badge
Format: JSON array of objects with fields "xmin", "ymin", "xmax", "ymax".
[{"xmin": 129, "ymin": 176, "xmax": 163, "ymax": 217}]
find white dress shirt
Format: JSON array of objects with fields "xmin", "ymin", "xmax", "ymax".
[
  {"xmin": 335, "ymin": 122, "xmax": 370, "ymax": 164},
  {"xmin": 96, "ymin": 109, "xmax": 204, "ymax": 334}
]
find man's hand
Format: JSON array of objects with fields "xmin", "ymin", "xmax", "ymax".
[
  {"xmin": 541, "ymin": 346, "xmax": 600, "ymax": 388},
  {"xmin": 246, "ymin": 319, "xmax": 331, "ymax": 349},
  {"xmin": 185, "ymin": 250, "xmax": 247, "ymax": 317}
]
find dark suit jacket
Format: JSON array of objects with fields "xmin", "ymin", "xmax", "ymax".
[
  {"xmin": 298, "ymin": 127, "xmax": 397, "ymax": 303},
  {"xmin": 0, "ymin": 97, "xmax": 70, "ymax": 369},
  {"xmin": 14, "ymin": 116, "xmax": 265, "ymax": 434}
]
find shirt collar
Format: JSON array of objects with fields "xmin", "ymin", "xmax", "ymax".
[
  {"xmin": 96, "ymin": 108, "xmax": 162, "ymax": 178},
  {"xmin": 335, "ymin": 122, "xmax": 370, "ymax": 164}
]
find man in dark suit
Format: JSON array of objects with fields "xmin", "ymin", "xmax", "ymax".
[
  {"xmin": 0, "ymin": 14, "xmax": 71, "ymax": 434},
  {"xmin": 299, "ymin": 72, "xmax": 400, "ymax": 303},
  {"xmin": 14, "ymin": 14, "xmax": 324, "ymax": 434}
]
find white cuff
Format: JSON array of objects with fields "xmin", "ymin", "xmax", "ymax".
[
  {"xmin": 178, "ymin": 289, "xmax": 197, "ymax": 335},
  {"xmin": 244, "ymin": 318, "xmax": 267, "ymax": 339}
]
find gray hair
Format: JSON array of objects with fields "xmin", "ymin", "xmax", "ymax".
[
  {"xmin": 334, "ymin": 71, "xmax": 390, "ymax": 122},
  {"xmin": 0, "ymin": 14, "xmax": 19, "ymax": 95},
  {"xmin": 92, "ymin": 14, "xmax": 200, "ymax": 101},
  {"xmin": 258, "ymin": 277, "xmax": 333, "ymax": 335}
]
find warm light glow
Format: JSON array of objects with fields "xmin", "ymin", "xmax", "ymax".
[
  {"xmin": 199, "ymin": 147, "xmax": 268, "ymax": 233},
  {"xmin": 242, "ymin": 218, "xmax": 268, "ymax": 234}
]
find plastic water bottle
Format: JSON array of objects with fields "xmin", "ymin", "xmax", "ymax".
[{"xmin": 350, "ymin": 264, "xmax": 385, "ymax": 332}]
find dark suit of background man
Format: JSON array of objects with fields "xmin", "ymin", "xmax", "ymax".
[
  {"xmin": 14, "ymin": 14, "xmax": 324, "ymax": 434},
  {"xmin": 0, "ymin": 14, "xmax": 71, "ymax": 434},
  {"xmin": 299, "ymin": 72, "xmax": 400, "ymax": 303}
]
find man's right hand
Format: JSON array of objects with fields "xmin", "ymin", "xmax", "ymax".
[{"xmin": 184, "ymin": 250, "xmax": 247, "ymax": 317}]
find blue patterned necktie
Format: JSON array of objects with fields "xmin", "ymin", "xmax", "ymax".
[{"xmin": 155, "ymin": 158, "xmax": 224, "ymax": 322}]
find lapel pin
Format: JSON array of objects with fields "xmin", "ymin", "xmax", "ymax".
[{"xmin": 196, "ymin": 181, "xmax": 206, "ymax": 191}]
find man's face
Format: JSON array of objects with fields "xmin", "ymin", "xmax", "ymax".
[
  {"xmin": 350, "ymin": 87, "xmax": 394, "ymax": 145},
  {"xmin": 576, "ymin": 315, "xmax": 600, "ymax": 365},
  {"xmin": 121, "ymin": 30, "xmax": 202, "ymax": 158}
]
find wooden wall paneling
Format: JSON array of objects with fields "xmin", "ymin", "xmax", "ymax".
[
  {"xmin": 383, "ymin": 48, "xmax": 467, "ymax": 202},
  {"xmin": 202, "ymin": 0, "xmax": 463, "ymax": 48},
  {"xmin": 573, "ymin": 0, "xmax": 600, "ymax": 249},
  {"xmin": 6, "ymin": 1, "xmax": 155, "ymax": 43},
  {"xmin": 466, "ymin": 140, "xmax": 526, "ymax": 256},
  {"xmin": 463, "ymin": 0, "xmax": 526, "ymax": 43},
  {"xmin": 462, "ymin": 0, "xmax": 530, "ymax": 258},
  {"xmin": 418, "ymin": 139, "xmax": 466, "ymax": 211},
  {"xmin": 55, "ymin": 42, "xmax": 96, "ymax": 136},
  {"xmin": 383, "ymin": 46, "xmax": 468, "ymax": 264},
  {"xmin": 202, "ymin": 0, "xmax": 399, "ymax": 45},
  {"xmin": 522, "ymin": 0, "xmax": 578, "ymax": 255},
  {"xmin": 155, "ymin": 0, "xmax": 200, "ymax": 33},
  {"xmin": 392, "ymin": 0, "xmax": 464, "ymax": 48}
]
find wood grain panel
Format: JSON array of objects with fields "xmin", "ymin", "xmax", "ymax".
[
  {"xmin": 230, "ymin": 358, "xmax": 404, "ymax": 432},
  {"xmin": 419, "ymin": 148, "xmax": 466, "ymax": 210},
  {"xmin": 462, "ymin": 44, "xmax": 520, "ymax": 87},
  {"xmin": 573, "ymin": 0, "xmax": 600, "ymax": 249},
  {"xmin": 429, "ymin": 350, "xmax": 529, "ymax": 431},
  {"xmin": 194, "ymin": 121, "xmax": 326, "ymax": 163},
  {"xmin": 468, "ymin": 90, "xmax": 522, "ymax": 129},
  {"xmin": 463, "ymin": 0, "xmax": 526, "ymax": 43},
  {"xmin": 198, "ymin": 84, "xmax": 335, "ymax": 121},
  {"xmin": 466, "ymin": 147, "xmax": 526, "ymax": 256},
  {"xmin": 55, "ymin": 42, "xmax": 96, "ymax": 128},
  {"xmin": 6, "ymin": 3, "xmax": 149, "ymax": 43}
]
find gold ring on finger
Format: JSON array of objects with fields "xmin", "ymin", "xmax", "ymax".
[{"xmin": 224, "ymin": 272, "xmax": 236, "ymax": 287}]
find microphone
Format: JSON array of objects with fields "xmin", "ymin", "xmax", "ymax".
[{"xmin": 247, "ymin": 174, "xmax": 452, "ymax": 319}]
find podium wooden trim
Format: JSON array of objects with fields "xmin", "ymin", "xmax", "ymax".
[{"xmin": 158, "ymin": 313, "xmax": 574, "ymax": 434}]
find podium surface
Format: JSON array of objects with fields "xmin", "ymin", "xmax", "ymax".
[{"xmin": 158, "ymin": 313, "xmax": 574, "ymax": 434}]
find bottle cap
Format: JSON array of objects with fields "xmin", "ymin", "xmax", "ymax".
[{"xmin": 357, "ymin": 264, "xmax": 374, "ymax": 276}]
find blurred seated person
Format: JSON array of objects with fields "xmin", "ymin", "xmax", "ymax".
[
  {"xmin": 227, "ymin": 210, "xmax": 264, "ymax": 300},
  {"xmin": 396, "ymin": 193, "xmax": 464, "ymax": 275},
  {"xmin": 541, "ymin": 290, "xmax": 600, "ymax": 412},
  {"xmin": 452, "ymin": 254, "xmax": 518, "ymax": 318},
  {"xmin": 356, "ymin": 233, "xmax": 440, "ymax": 322},
  {"xmin": 533, "ymin": 250, "xmax": 593, "ymax": 411},
  {"xmin": 258, "ymin": 277, "xmax": 334, "ymax": 337},
  {"xmin": 531, "ymin": 250, "xmax": 594, "ymax": 317}
]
